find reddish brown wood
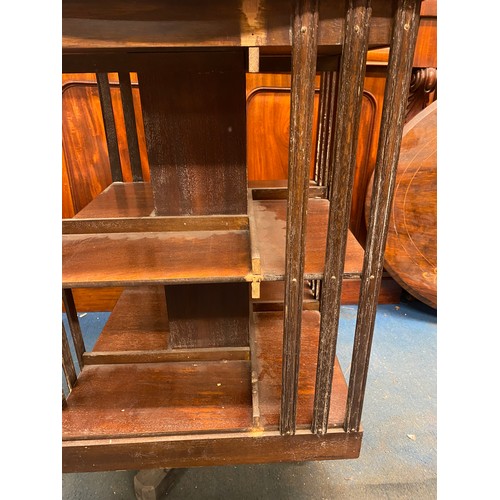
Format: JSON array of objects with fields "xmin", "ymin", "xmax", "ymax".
[
  {"xmin": 72, "ymin": 182, "xmax": 153, "ymax": 219},
  {"xmin": 254, "ymin": 311, "xmax": 347, "ymax": 430},
  {"xmin": 118, "ymin": 71, "xmax": 143, "ymax": 181},
  {"xmin": 138, "ymin": 52, "xmax": 247, "ymax": 216},
  {"xmin": 63, "ymin": 360, "xmax": 253, "ymax": 440},
  {"xmin": 63, "ymin": 429, "xmax": 362, "ymax": 473},
  {"xmin": 62, "ymin": 0, "xmax": 394, "ymax": 51},
  {"xmin": 93, "ymin": 286, "xmax": 169, "ymax": 352},
  {"xmin": 62, "ymin": 230, "xmax": 251, "ymax": 288},
  {"xmin": 252, "ymin": 199, "xmax": 365, "ymax": 279},
  {"xmin": 365, "ymin": 102, "xmax": 437, "ymax": 308},
  {"xmin": 165, "ymin": 283, "xmax": 249, "ymax": 348},
  {"xmin": 70, "ymin": 287, "xmax": 123, "ymax": 312}
]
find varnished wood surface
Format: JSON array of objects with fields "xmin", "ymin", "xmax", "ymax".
[
  {"xmin": 138, "ymin": 52, "xmax": 247, "ymax": 216},
  {"xmin": 62, "ymin": 230, "xmax": 252, "ymax": 287},
  {"xmin": 65, "ymin": 182, "xmax": 399, "ymax": 311},
  {"xmin": 73, "ymin": 182, "xmax": 152, "ymax": 218},
  {"xmin": 254, "ymin": 310, "xmax": 347, "ymax": 430},
  {"xmin": 93, "ymin": 286, "xmax": 169, "ymax": 352},
  {"xmin": 253, "ymin": 198, "xmax": 364, "ymax": 279},
  {"xmin": 346, "ymin": 0, "xmax": 422, "ymax": 433},
  {"xmin": 63, "ymin": 184, "xmax": 365, "ymax": 288},
  {"xmin": 63, "ymin": 360, "xmax": 253, "ymax": 439},
  {"xmin": 63, "ymin": 428, "xmax": 362, "ymax": 472},
  {"xmin": 365, "ymin": 101, "xmax": 436, "ymax": 308},
  {"xmin": 165, "ymin": 283, "xmax": 250, "ymax": 348},
  {"xmin": 62, "ymin": 0, "xmax": 394, "ymax": 52}
]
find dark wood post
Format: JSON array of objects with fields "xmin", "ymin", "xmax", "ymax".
[
  {"xmin": 118, "ymin": 72, "xmax": 143, "ymax": 181},
  {"xmin": 96, "ymin": 72, "xmax": 123, "ymax": 182},
  {"xmin": 280, "ymin": 0, "xmax": 319, "ymax": 436},
  {"xmin": 345, "ymin": 0, "xmax": 422, "ymax": 433},
  {"xmin": 62, "ymin": 288, "xmax": 85, "ymax": 370},
  {"xmin": 312, "ymin": 0, "xmax": 372, "ymax": 436}
]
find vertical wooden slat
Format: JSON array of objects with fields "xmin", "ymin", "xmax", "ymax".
[
  {"xmin": 62, "ymin": 390, "xmax": 68, "ymax": 409},
  {"xmin": 62, "ymin": 323, "xmax": 77, "ymax": 391},
  {"xmin": 314, "ymin": 72, "xmax": 327, "ymax": 184},
  {"xmin": 118, "ymin": 71, "xmax": 143, "ymax": 181},
  {"xmin": 62, "ymin": 288, "xmax": 85, "ymax": 370},
  {"xmin": 312, "ymin": 0, "xmax": 372, "ymax": 436},
  {"xmin": 96, "ymin": 72, "xmax": 123, "ymax": 182},
  {"xmin": 280, "ymin": 0, "xmax": 319, "ymax": 436},
  {"xmin": 345, "ymin": 0, "xmax": 422, "ymax": 433},
  {"xmin": 319, "ymin": 70, "xmax": 338, "ymax": 192}
]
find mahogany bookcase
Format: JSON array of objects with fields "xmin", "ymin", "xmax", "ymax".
[{"xmin": 62, "ymin": 0, "xmax": 422, "ymax": 494}]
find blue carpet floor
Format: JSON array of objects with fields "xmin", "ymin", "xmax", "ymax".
[{"xmin": 62, "ymin": 299, "xmax": 437, "ymax": 499}]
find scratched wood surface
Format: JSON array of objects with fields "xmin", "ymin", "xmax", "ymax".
[
  {"xmin": 62, "ymin": 0, "xmax": 394, "ymax": 51},
  {"xmin": 62, "ymin": 230, "xmax": 252, "ymax": 287},
  {"xmin": 253, "ymin": 198, "xmax": 364, "ymax": 279},
  {"xmin": 62, "ymin": 360, "xmax": 253, "ymax": 439},
  {"xmin": 253, "ymin": 310, "xmax": 347, "ymax": 430}
]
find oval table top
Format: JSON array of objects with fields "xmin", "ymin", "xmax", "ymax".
[{"xmin": 365, "ymin": 101, "xmax": 437, "ymax": 308}]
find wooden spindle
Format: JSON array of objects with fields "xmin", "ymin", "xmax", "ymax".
[
  {"xmin": 62, "ymin": 323, "xmax": 77, "ymax": 391},
  {"xmin": 62, "ymin": 289, "xmax": 85, "ymax": 370},
  {"xmin": 345, "ymin": 0, "xmax": 422, "ymax": 433},
  {"xmin": 319, "ymin": 71, "xmax": 337, "ymax": 191},
  {"xmin": 314, "ymin": 72, "xmax": 328, "ymax": 184},
  {"xmin": 312, "ymin": 0, "xmax": 372, "ymax": 436},
  {"xmin": 280, "ymin": 0, "xmax": 319, "ymax": 436},
  {"xmin": 96, "ymin": 72, "xmax": 123, "ymax": 182},
  {"xmin": 118, "ymin": 72, "xmax": 143, "ymax": 181}
]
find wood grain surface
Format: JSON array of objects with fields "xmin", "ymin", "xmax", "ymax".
[
  {"xmin": 365, "ymin": 101, "xmax": 436, "ymax": 308},
  {"xmin": 62, "ymin": 0, "xmax": 393, "ymax": 51},
  {"xmin": 253, "ymin": 310, "xmax": 347, "ymax": 430},
  {"xmin": 138, "ymin": 52, "xmax": 247, "ymax": 216},
  {"xmin": 62, "ymin": 230, "xmax": 252, "ymax": 287},
  {"xmin": 253, "ymin": 198, "xmax": 364, "ymax": 279},
  {"xmin": 63, "ymin": 360, "xmax": 253, "ymax": 439}
]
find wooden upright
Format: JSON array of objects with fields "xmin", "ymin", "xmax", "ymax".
[{"xmin": 62, "ymin": 0, "xmax": 422, "ymax": 481}]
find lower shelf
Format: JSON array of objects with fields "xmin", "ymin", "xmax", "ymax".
[{"xmin": 63, "ymin": 286, "xmax": 352, "ymax": 470}]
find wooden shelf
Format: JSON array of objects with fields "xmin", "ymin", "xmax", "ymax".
[
  {"xmin": 63, "ymin": 360, "xmax": 254, "ymax": 440},
  {"xmin": 63, "ymin": 182, "xmax": 365, "ymax": 288},
  {"xmin": 63, "ymin": 229, "xmax": 251, "ymax": 288},
  {"xmin": 63, "ymin": 288, "xmax": 347, "ymax": 440},
  {"xmin": 253, "ymin": 198, "xmax": 364, "ymax": 280},
  {"xmin": 253, "ymin": 310, "xmax": 347, "ymax": 430}
]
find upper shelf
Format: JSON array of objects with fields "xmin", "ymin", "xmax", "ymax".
[
  {"xmin": 62, "ymin": 0, "xmax": 394, "ymax": 52},
  {"xmin": 62, "ymin": 182, "xmax": 365, "ymax": 288}
]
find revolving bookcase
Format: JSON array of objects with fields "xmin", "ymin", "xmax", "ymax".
[{"xmin": 61, "ymin": 0, "xmax": 422, "ymax": 489}]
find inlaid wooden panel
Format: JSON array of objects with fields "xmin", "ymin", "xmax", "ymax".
[{"xmin": 365, "ymin": 102, "xmax": 437, "ymax": 308}]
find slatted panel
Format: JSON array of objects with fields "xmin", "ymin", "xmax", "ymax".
[
  {"xmin": 62, "ymin": 289, "xmax": 85, "ymax": 370},
  {"xmin": 312, "ymin": 0, "xmax": 372, "ymax": 436},
  {"xmin": 345, "ymin": 0, "xmax": 422, "ymax": 433},
  {"xmin": 96, "ymin": 73, "xmax": 123, "ymax": 182},
  {"xmin": 118, "ymin": 72, "xmax": 143, "ymax": 181},
  {"xmin": 62, "ymin": 323, "xmax": 77, "ymax": 391},
  {"xmin": 280, "ymin": 0, "xmax": 319, "ymax": 436}
]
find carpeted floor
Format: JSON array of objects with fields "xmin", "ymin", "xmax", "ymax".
[{"xmin": 62, "ymin": 298, "xmax": 437, "ymax": 499}]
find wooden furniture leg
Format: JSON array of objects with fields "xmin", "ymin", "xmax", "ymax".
[{"xmin": 134, "ymin": 468, "xmax": 185, "ymax": 499}]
